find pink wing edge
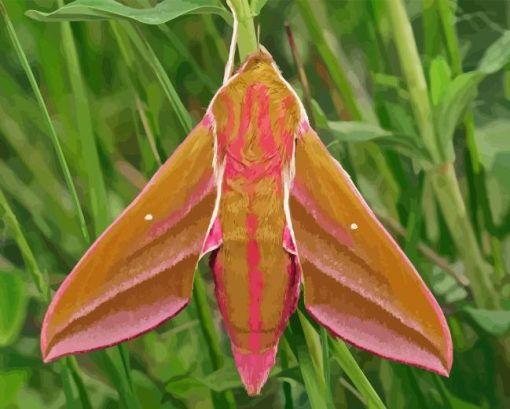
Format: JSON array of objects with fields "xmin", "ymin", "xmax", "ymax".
[
  {"xmin": 41, "ymin": 115, "xmax": 222, "ymax": 362},
  {"xmin": 288, "ymin": 120, "xmax": 453, "ymax": 376}
]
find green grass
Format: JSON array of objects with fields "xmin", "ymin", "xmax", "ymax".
[{"xmin": 1, "ymin": 0, "xmax": 510, "ymax": 408}]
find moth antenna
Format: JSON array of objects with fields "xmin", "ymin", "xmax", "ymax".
[{"xmin": 224, "ymin": 0, "xmax": 238, "ymax": 84}]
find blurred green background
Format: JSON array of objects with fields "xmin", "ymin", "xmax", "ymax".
[{"xmin": 1, "ymin": 0, "xmax": 510, "ymax": 408}]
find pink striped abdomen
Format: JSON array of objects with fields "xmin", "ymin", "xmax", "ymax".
[{"xmin": 212, "ymin": 175, "xmax": 300, "ymax": 355}]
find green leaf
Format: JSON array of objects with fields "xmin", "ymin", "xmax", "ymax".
[
  {"xmin": 199, "ymin": 361, "xmax": 245, "ymax": 392},
  {"xmin": 250, "ymin": 0, "xmax": 269, "ymax": 16},
  {"xmin": 326, "ymin": 121, "xmax": 392, "ymax": 142},
  {"xmin": 429, "ymin": 55, "xmax": 451, "ymax": 106},
  {"xmin": 478, "ymin": 31, "xmax": 510, "ymax": 75},
  {"xmin": 0, "ymin": 270, "xmax": 28, "ymax": 347},
  {"xmin": 464, "ymin": 306, "xmax": 510, "ymax": 336},
  {"xmin": 0, "ymin": 370, "xmax": 28, "ymax": 408},
  {"xmin": 166, "ymin": 377, "xmax": 207, "ymax": 399},
  {"xmin": 434, "ymin": 71, "xmax": 483, "ymax": 156},
  {"xmin": 26, "ymin": 0, "xmax": 232, "ymax": 25}
]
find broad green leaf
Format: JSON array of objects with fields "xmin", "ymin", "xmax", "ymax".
[
  {"xmin": 250, "ymin": 0, "xmax": 269, "ymax": 16},
  {"xmin": 434, "ymin": 71, "xmax": 483, "ymax": 157},
  {"xmin": 26, "ymin": 0, "xmax": 232, "ymax": 25},
  {"xmin": 324, "ymin": 119, "xmax": 430, "ymax": 161},
  {"xmin": 429, "ymin": 55, "xmax": 452, "ymax": 106},
  {"xmin": 464, "ymin": 306, "xmax": 510, "ymax": 336},
  {"xmin": 0, "ymin": 270, "xmax": 28, "ymax": 347},
  {"xmin": 326, "ymin": 121, "xmax": 392, "ymax": 142},
  {"xmin": 478, "ymin": 31, "xmax": 510, "ymax": 75}
]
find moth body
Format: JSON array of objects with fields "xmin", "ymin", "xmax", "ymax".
[{"xmin": 208, "ymin": 57, "xmax": 302, "ymax": 393}]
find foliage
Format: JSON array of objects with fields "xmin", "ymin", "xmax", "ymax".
[{"xmin": 1, "ymin": 0, "xmax": 510, "ymax": 408}]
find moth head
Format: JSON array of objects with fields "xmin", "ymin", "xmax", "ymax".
[{"xmin": 236, "ymin": 46, "xmax": 279, "ymax": 76}]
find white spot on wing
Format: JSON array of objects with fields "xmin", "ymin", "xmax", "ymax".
[
  {"xmin": 350, "ymin": 223, "xmax": 358, "ymax": 230},
  {"xmin": 144, "ymin": 213, "xmax": 153, "ymax": 221}
]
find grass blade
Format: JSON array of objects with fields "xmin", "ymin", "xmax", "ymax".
[
  {"xmin": 57, "ymin": 0, "xmax": 109, "ymax": 237},
  {"xmin": 121, "ymin": 22, "xmax": 192, "ymax": 133},
  {"xmin": 329, "ymin": 340, "xmax": 386, "ymax": 409}
]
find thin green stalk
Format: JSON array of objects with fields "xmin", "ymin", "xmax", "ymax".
[
  {"xmin": 59, "ymin": 360, "xmax": 81, "ymax": 409},
  {"xmin": 203, "ymin": 15, "xmax": 229, "ymax": 62},
  {"xmin": 505, "ymin": 65, "xmax": 510, "ymax": 101},
  {"xmin": 0, "ymin": 189, "xmax": 50, "ymax": 303},
  {"xmin": 229, "ymin": 0, "xmax": 257, "ymax": 60},
  {"xmin": 329, "ymin": 340, "xmax": 387, "ymax": 409},
  {"xmin": 57, "ymin": 0, "xmax": 108, "ymax": 237},
  {"xmin": 295, "ymin": 0, "xmax": 363, "ymax": 121},
  {"xmin": 320, "ymin": 328, "xmax": 331, "ymax": 391},
  {"xmin": 422, "ymin": 0, "xmax": 441, "ymax": 63},
  {"xmin": 385, "ymin": 0, "xmax": 500, "ymax": 309},
  {"xmin": 67, "ymin": 356, "xmax": 93, "ymax": 409},
  {"xmin": 0, "ymin": 0, "xmax": 89, "ymax": 244},
  {"xmin": 435, "ymin": 0, "xmax": 462, "ymax": 74},
  {"xmin": 385, "ymin": 0, "xmax": 442, "ymax": 164},
  {"xmin": 279, "ymin": 338, "xmax": 295, "ymax": 409}
]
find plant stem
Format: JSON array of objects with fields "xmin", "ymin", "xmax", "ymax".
[
  {"xmin": 285, "ymin": 23, "xmax": 315, "ymax": 128},
  {"xmin": 0, "ymin": 189, "xmax": 50, "ymax": 303},
  {"xmin": 228, "ymin": 0, "xmax": 257, "ymax": 60},
  {"xmin": 435, "ymin": 0, "xmax": 462, "ymax": 74},
  {"xmin": 385, "ymin": 0, "xmax": 500, "ymax": 309},
  {"xmin": 386, "ymin": 0, "xmax": 442, "ymax": 164}
]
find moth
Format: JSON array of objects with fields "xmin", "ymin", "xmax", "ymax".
[{"xmin": 41, "ymin": 49, "xmax": 452, "ymax": 395}]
